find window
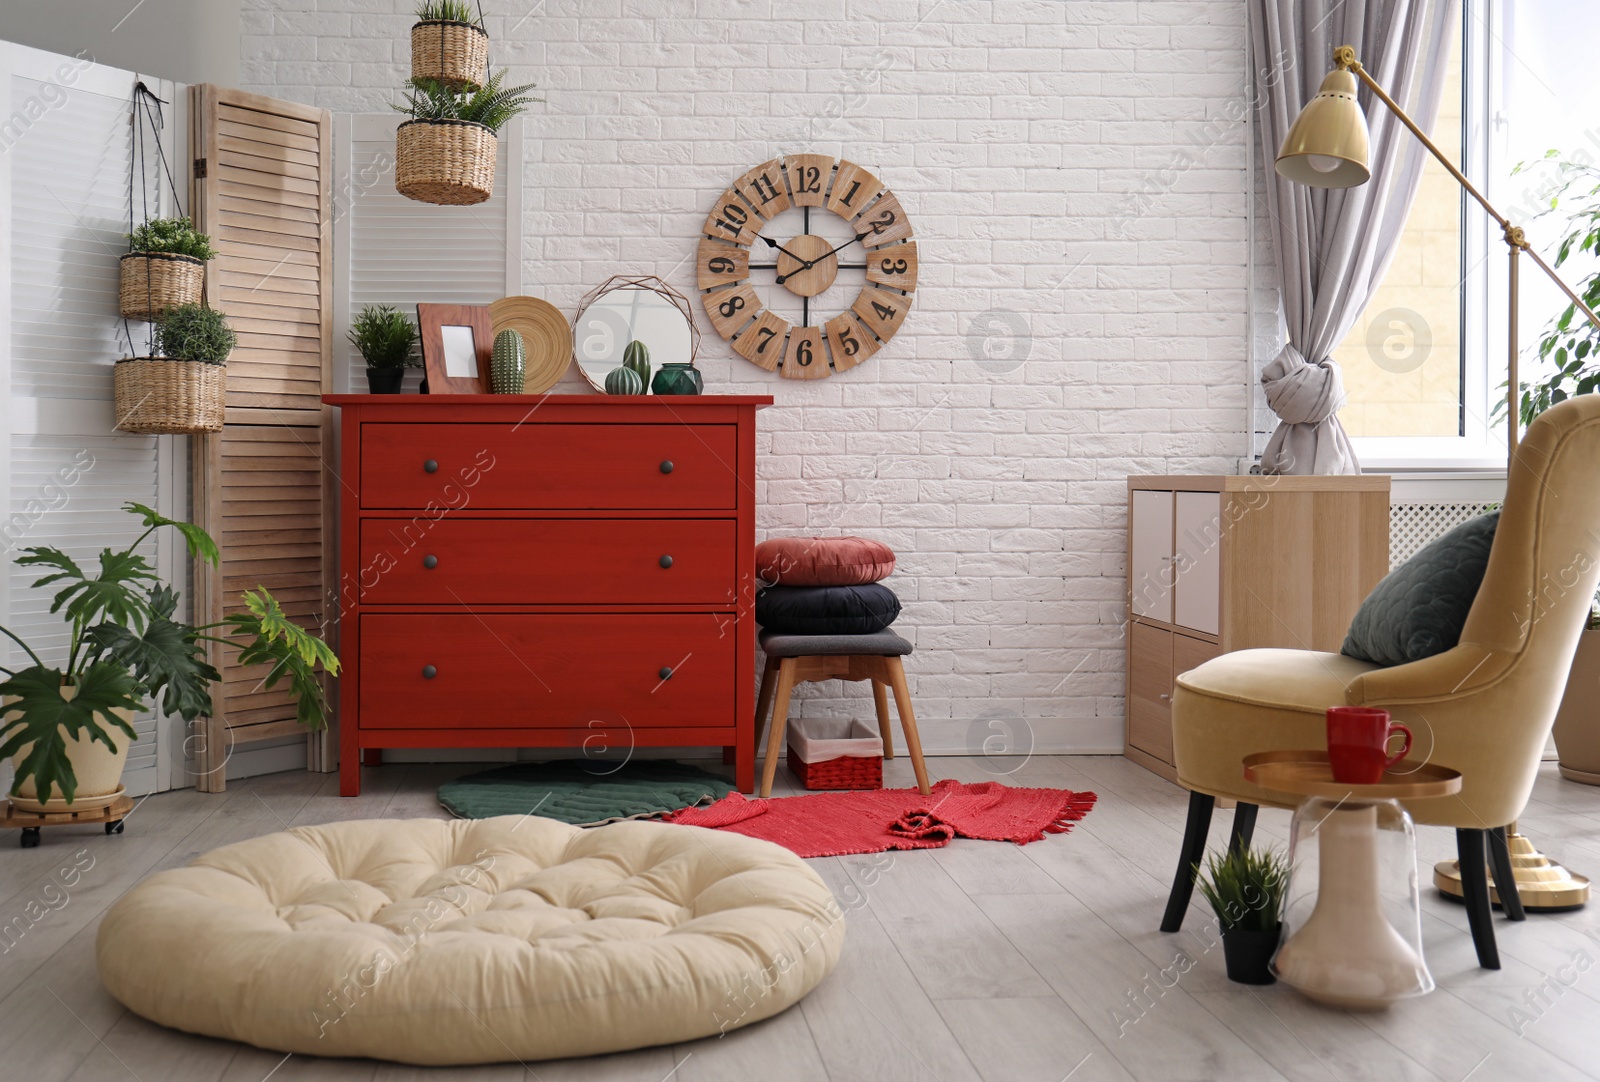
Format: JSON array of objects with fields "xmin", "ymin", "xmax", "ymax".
[{"xmin": 1336, "ymin": 1, "xmax": 1600, "ymax": 468}]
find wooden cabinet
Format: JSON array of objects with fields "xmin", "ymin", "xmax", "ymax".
[
  {"xmin": 1124, "ymin": 475, "xmax": 1391, "ymax": 782},
  {"xmin": 326, "ymin": 394, "xmax": 771, "ymax": 795}
]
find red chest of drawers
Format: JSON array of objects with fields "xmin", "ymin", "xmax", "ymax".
[{"xmin": 324, "ymin": 394, "xmax": 771, "ymax": 795}]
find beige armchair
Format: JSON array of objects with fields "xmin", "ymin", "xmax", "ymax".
[{"xmin": 1159, "ymin": 395, "xmax": 1600, "ymax": 969}]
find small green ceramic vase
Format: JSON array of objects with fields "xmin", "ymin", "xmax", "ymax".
[{"xmin": 650, "ymin": 363, "xmax": 703, "ymax": 396}]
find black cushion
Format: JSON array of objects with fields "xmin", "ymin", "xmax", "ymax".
[
  {"xmin": 756, "ymin": 583, "xmax": 901, "ymax": 636},
  {"xmin": 1342, "ymin": 511, "xmax": 1499, "ymax": 667}
]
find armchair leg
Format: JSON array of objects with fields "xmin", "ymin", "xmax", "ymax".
[
  {"xmin": 1160, "ymin": 791, "xmax": 1215, "ymax": 933},
  {"xmin": 1227, "ymin": 802, "xmax": 1258, "ymax": 856},
  {"xmin": 1457, "ymin": 829, "xmax": 1501, "ymax": 970},
  {"xmin": 1487, "ymin": 825, "xmax": 1526, "ymax": 921}
]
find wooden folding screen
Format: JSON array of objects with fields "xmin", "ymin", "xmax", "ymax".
[{"xmin": 189, "ymin": 86, "xmax": 335, "ymax": 790}]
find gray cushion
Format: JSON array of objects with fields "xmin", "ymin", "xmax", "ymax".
[
  {"xmin": 758, "ymin": 629, "xmax": 913, "ymax": 657},
  {"xmin": 1342, "ymin": 510, "xmax": 1499, "ymax": 667}
]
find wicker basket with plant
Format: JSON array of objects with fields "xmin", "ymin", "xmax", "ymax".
[
  {"xmin": 410, "ymin": 0, "xmax": 489, "ymax": 90},
  {"xmin": 394, "ymin": 70, "xmax": 541, "ymax": 206},
  {"xmin": 119, "ymin": 216, "xmax": 214, "ymax": 322},
  {"xmin": 114, "ymin": 302, "xmax": 235, "ymax": 434}
]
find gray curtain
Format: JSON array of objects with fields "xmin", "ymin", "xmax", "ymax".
[{"xmin": 1252, "ymin": 0, "xmax": 1459, "ymax": 474}]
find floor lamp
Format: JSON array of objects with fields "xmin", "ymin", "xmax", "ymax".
[{"xmin": 1276, "ymin": 45, "xmax": 1593, "ymax": 910}]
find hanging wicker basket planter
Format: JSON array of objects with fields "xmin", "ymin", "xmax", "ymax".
[
  {"xmin": 119, "ymin": 252, "xmax": 204, "ymax": 322},
  {"xmin": 113, "ymin": 358, "xmax": 226, "ymax": 434},
  {"xmin": 411, "ymin": 19, "xmax": 489, "ymax": 90},
  {"xmin": 395, "ymin": 119, "xmax": 496, "ymax": 206}
]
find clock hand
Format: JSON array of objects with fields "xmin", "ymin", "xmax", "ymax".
[
  {"xmin": 775, "ymin": 233, "xmax": 870, "ymax": 284},
  {"xmin": 759, "ymin": 235, "xmax": 810, "ymax": 264}
]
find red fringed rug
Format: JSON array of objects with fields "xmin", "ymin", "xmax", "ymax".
[{"xmin": 667, "ymin": 779, "xmax": 1096, "ymax": 858}]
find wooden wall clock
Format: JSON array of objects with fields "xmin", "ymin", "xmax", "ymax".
[{"xmin": 697, "ymin": 156, "xmax": 916, "ymax": 380}]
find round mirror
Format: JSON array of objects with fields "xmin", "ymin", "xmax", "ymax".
[{"xmin": 571, "ymin": 275, "xmax": 700, "ymax": 392}]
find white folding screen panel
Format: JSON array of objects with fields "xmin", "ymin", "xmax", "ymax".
[
  {"xmin": 332, "ymin": 113, "xmax": 521, "ymax": 394},
  {"xmin": 0, "ymin": 43, "xmax": 187, "ymax": 795}
]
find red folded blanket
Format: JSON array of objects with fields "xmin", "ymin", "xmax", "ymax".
[{"xmin": 667, "ymin": 779, "xmax": 1096, "ymax": 858}]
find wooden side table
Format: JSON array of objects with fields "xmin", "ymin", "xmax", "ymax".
[{"xmin": 1243, "ymin": 751, "xmax": 1461, "ymax": 1009}]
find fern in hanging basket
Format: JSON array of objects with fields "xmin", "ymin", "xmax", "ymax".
[
  {"xmin": 411, "ymin": 0, "xmax": 489, "ymax": 90},
  {"xmin": 393, "ymin": 72, "xmax": 542, "ymax": 206}
]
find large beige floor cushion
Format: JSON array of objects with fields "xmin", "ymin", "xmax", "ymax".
[{"xmin": 97, "ymin": 816, "xmax": 845, "ymax": 1065}]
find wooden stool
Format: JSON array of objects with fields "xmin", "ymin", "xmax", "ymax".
[{"xmin": 755, "ymin": 629, "xmax": 930, "ymax": 798}]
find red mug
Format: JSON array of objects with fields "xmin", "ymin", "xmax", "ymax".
[{"xmin": 1326, "ymin": 707, "xmax": 1411, "ymax": 784}]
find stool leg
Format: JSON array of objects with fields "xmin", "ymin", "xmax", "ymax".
[
  {"xmin": 884, "ymin": 657, "xmax": 930, "ymax": 796},
  {"xmin": 872, "ymin": 680, "xmax": 895, "ymax": 760},
  {"xmin": 752, "ymin": 657, "xmax": 779, "ymax": 758},
  {"xmin": 759, "ymin": 658, "xmax": 799, "ymax": 798},
  {"xmin": 1227, "ymin": 802, "xmax": 1258, "ymax": 856},
  {"xmin": 1160, "ymin": 790, "xmax": 1214, "ymax": 933},
  {"xmin": 1457, "ymin": 828, "xmax": 1501, "ymax": 970},
  {"xmin": 1487, "ymin": 825, "xmax": 1526, "ymax": 921}
]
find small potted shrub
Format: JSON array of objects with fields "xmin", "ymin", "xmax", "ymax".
[
  {"xmin": 1, "ymin": 503, "xmax": 337, "ymax": 818},
  {"xmin": 119, "ymin": 216, "xmax": 215, "ymax": 321},
  {"xmin": 393, "ymin": 70, "xmax": 541, "ymax": 206},
  {"xmin": 348, "ymin": 304, "xmax": 419, "ymax": 393},
  {"xmin": 1196, "ymin": 846, "xmax": 1289, "ymax": 984},
  {"xmin": 114, "ymin": 303, "xmax": 235, "ymax": 434},
  {"xmin": 411, "ymin": 0, "xmax": 488, "ymax": 90}
]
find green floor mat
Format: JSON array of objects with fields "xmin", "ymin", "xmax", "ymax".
[{"xmin": 437, "ymin": 760, "xmax": 738, "ymax": 826}]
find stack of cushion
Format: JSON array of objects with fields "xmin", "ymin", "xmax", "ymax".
[{"xmin": 755, "ymin": 536, "xmax": 900, "ymax": 635}]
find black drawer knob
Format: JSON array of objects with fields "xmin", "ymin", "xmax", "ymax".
[
  {"xmin": 422, "ymin": 664, "xmax": 437, "ymax": 679},
  {"xmin": 659, "ymin": 460, "xmax": 673, "ymax": 474},
  {"xmin": 423, "ymin": 554, "xmax": 438, "ymax": 569},
  {"xmin": 659, "ymin": 666, "xmax": 673, "ymax": 680},
  {"xmin": 659, "ymin": 554, "xmax": 673, "ymax": 569},
  {"xmin": 423, "ymin": 459, "xmax": 439, "ymax": 473}
]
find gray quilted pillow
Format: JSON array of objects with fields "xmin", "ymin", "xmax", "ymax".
[{"xmin": 1342, "ymin": 511, "xmax": 1499, "ymax": 667}]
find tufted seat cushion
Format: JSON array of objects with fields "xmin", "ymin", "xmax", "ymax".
[{"xmin": 96, "ymin": 816, "xmax": 845, "ymax": 1065}]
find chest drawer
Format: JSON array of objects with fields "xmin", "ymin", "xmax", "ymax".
[
  {"xmin": 358, "ymin": 423, "xmax": 738, "ymax": 510},
  {"xmin": 359, "ymin": 613, "xmax": 737, "ymax": 730},
  {"xmin": 357, "ymin": 518, "xmax": 736, "ymax": 606}
]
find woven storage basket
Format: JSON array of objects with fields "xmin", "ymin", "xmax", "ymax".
[
  {"xmin": 410, "ymin": 19, "xmax": 488, "ymax": 89},
  {"xmin": 119, "ymin": 252, "xmax": 204, "ymax": 322},
  {"xmin": 113, "ymin": 358, "xmax": 225, "ymax": 434},
  {"xmin": 787, "ymin": 717, "xmax": 884, "ymax": 791},
  {"xmin": 395, "ymin": 119, "xmax": 496, "ymax": 206}
]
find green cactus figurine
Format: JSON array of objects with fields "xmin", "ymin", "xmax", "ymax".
[
  {"xmin": 604, "ymin": 365, "xmax": 645, "ymax": 395},
  {"xmin": 622, "ymin": 339, "xmax": 651, "ymax": 386},
  {"xmin": 490, "ymin": 329, "xmax": 525, "ymax": 394}
]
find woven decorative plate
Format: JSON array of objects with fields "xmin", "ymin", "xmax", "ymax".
[{"xmin": 489, "ymin": 296, "xmax": 571, "ymax": 393}]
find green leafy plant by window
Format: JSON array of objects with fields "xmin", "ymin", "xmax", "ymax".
[
  {"xmin": 0, "ymin": 503, "xmax": 339, "ymax": 805},
  {"xmin": 415, "ymin": 0, "xmax": 481, "ymax": 24},
  {"xmin": 1195, "ymin": 846, "xmax": 1289, "ymax": 933},
  {"xmin": 1495, "ymin": 153, "xmax": 1600, "ymax": 428},
  {"xmin": 395, "ymin": 71, "xmax": 542, "ymax": 134},
  {"xmin": 128, "ymin": 216, "xmax": 216, "ymax": 261},
  {"xmin": 154, "ymin": 303, "xmax": 236, "ymax": 363},
  {"xmin": 349, "ymin": 304, "xmax": 420, "ymax": 369}
]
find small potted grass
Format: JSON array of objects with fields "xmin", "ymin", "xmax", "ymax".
[
  {"xmin": 393, "ymin": 70, "xmax": 541, "ymax": 206},
  {"xmin": 114, "ymin": 303, "xmax": 235, "ymax": 434},
  {"xmin": 119, "ymin": 216, "xmax": 214, "ymax": 322},
  {"xmin": 411, "ymin": 0, "xmax": 488, "ymax": 90},
  {"xmin": 349, "ymin": 304, "xmax": 419, "ymax": 393},
  {"xmin": 1196, "ymin": 846, "xmax": 1289, "ymax": 984}
]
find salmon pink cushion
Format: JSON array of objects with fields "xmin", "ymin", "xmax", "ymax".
[{"xmin": 756, "ymin": 536, "xmax": 895, "ymax": 586}]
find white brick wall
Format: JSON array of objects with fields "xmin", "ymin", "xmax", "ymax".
[{"xmin": 243, "ymin": 0, "xmax": 1255, "ymax": 755}]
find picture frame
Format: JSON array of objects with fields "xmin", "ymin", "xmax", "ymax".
[{"xmin": 417, "ymin": 303, "xmax": 493, "ymax": 394}]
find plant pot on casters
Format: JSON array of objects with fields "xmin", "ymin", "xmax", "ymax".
[
  {"xmin": 1196, "ymin": 846, "xmax": 1288, "ymax": 985},
  {"xmin": 350, "ymin": 304, "xmax": 420, "ymax": 393},
  {"xmin": 0, "ymin": 504, "xmax": 338, "ymax": 846}
]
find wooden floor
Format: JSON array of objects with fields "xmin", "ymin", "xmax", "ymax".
[{"xmin": 4, "ymin": 753, "xmax": 1600, "ymax": 1081}]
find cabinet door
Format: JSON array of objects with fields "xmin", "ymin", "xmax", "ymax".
[
  {"xmin": 1173, "ymin": 490, "xmax": 1222, "ymax": 635},
  {"xmin": 1130, "ymin": 490, "xmax": 1174, "ymax": 623},
  {"xmin": 1128, "ymin": 622, "xmax": 1175, "ymax": 762}
]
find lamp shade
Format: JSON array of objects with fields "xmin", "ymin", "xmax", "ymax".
[{"xmin": 1276, "ymin": 68, "xmax": 1371, "ymax": 188}]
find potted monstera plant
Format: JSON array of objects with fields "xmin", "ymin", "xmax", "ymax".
[{"xmin": 0, "ymin": 503, "xmax": 338, "ymax": 812}]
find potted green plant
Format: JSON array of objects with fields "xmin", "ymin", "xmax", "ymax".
[
  {"xmin": 115, "ymin": 302, "xmax": 235, "ymax": 434},
  {"xmin": 393, "ymin": 70, "xmax": 542, "ymax": 206},
  {"xmin": 1195, "ymin": 846, "xmax": 1289, "ymax": 984},
  {"xmin": 411, "ymin": 0, "xmax": 488, "ymax": 90},
  {"xmin": 120, "ymin": 216, "xmax": 215, "ymax": 322},
  {"xmin": 349, "ymin": 304, "xmax": 420, "ymax": 393},
  {"xmin": 0, "ymin": 503, "xmax": 337, "ymax": 816}
]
